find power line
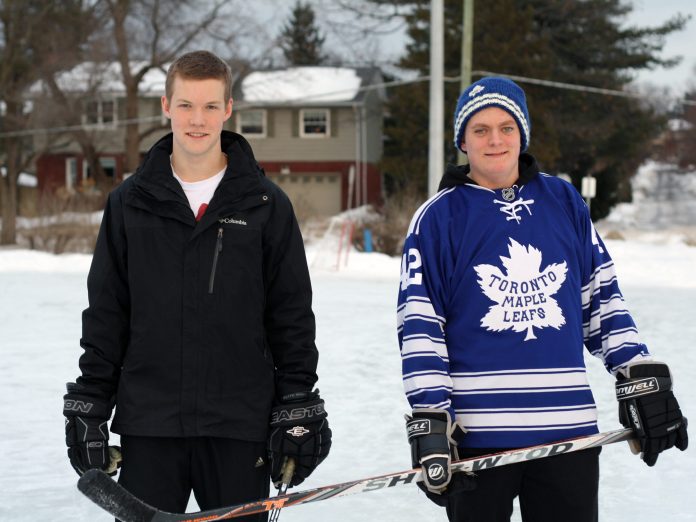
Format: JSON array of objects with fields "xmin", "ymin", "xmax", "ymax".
[
  {"xmin": 473, "ymin": 70, "xmax": 696, "ymax": 107},
  {"xmin": 1, "ymin": 71, "xmax": 694, "ymax": 139},
  {"xmin": 0, "ymin": 116, "xmax": 165, "ymax": 138}
]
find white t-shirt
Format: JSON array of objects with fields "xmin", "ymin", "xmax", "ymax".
[{"xmin": 172, "ymin": 166, "xmax": 225, "ymax": 221}]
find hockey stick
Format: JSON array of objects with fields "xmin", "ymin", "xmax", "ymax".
[{"xmin": 78, "ymin": 427, "xmax": 634, "ymax": 522}]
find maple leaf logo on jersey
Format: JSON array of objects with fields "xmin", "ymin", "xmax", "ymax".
[{"xmin": 474, "ymin": 238, "xmax": 567, "ymax": 341}]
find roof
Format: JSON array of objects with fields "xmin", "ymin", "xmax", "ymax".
[
  {"xmin": 26, "ymin": 62, "xmax": 385, "ymax": 106},
  {"xmin": 236, "ymin": 66, "xmax": 383, "ymax": 106},
  {"xmin": 29, "ymin": 62, "xmax": 166, "ymax": 97},
  {"xmin": 668, "ymin": 118, "xmax": 694, "ymax": 132}
]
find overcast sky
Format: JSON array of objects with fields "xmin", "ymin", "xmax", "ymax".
[
  {"xmin": 252, "ymin": 0, "xmax": 695, "ymax": 96},
  {"xmin": 628, "ymin": 0, "xmax": 696, "ymax": 94}
]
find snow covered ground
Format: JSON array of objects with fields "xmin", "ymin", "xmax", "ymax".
[{"xmin": 1, "ymin": 236, "xmax": 695, "ymax": 521}]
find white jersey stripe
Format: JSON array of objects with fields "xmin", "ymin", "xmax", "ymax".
[
  {"xmin": 451, "ymin": 367, "xmax": 586, "ymax": 377},
  {"xmin": 451, "ymin": 369, "xmax": 590, "ymax": 391},
  {"xmin": 465, "ymin": 422, "xmax": 597, "ymax": 432},
  {"xmin": 458, "ymin": 407, "xmax": 597, "ymax": 428},
  {"xmin": 453, "ymin": 385, "xmax": 591, "ymax": 395},
  {"xmin": 401, "ymin": 336, "xmax": 449, "ymax": 358},
  {"xmin": 583, "ymin": 295, "xmax": 629, "ymax": 335},
  {"xmin": 457, "ymin": 404, "xmax": 596, "ymax": 413}
]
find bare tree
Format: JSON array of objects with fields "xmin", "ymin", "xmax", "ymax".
[
  {"xmin": 37, "ymin": 60, "xmax": 125, "ymax": 194},
  {"xmin": 0, "ymin": 0, "xmax": 96, "ymax": 244},
  {"xmin": 102, "ymin": 0, "xmax": 256, "ymax": 173}
]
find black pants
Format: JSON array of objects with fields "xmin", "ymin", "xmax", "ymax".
[
  {"xmin": 117, "ymin": 436, "xmax": 270, "ymax": 522},
  {"xmin": 446, "ymin": 447, "xmax": 601, "ymax": 522}
]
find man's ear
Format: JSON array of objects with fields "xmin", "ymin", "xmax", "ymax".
[
  {"xmin": 224, "ymin": 98, "xmax": 233, "ymax": 121},
  {"xmin": 161, "ymin": 95, "xmax": 171, "ymax": 119}
]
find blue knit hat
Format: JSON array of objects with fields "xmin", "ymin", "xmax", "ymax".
[{"xmin": 453, "ymin": 76, "xmax": 531, "ymax": 153}]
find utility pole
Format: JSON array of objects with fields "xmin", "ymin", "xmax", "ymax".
[
  {"xmin": 428, "ymin": 0, "xmax": 444, "ymax": 197},
  {"xmin": 457, "ymin": 0, "xmax": 474, "ymax": 165}
]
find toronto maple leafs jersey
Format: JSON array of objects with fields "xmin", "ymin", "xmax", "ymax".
[{"xmin": 397, "ymin": 154, "xmax": 650, "ymax": 448}]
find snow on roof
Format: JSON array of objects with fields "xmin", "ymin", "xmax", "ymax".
[
  {"xmin": 29, "ymin": 62, "xmax": 166, "ymax": 96},
  {"xmin": 241, "ymin": 67, "xmax": 363, "ymax": 103},
  {"xmin": 668, "ymin": 118, "xmax": 694, "ymax": 132},
  {"xmin": 1, "ymin": 167, "xmax": 37, "ymax": 187}
]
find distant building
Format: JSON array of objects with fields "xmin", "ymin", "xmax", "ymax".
[
  {"xmin": 652, "ymin": 118, "xmax": 696, "ymax": 168},
  {"xmin": 232, "ymin": 66, "xmax": 385, "ymax": 217},
  {"xmin": 30, "ymin": 62, "xmax": 167, "ymax": 197},
  {"xmin": 31, "ymin": 63, "xmax": 386, "ymax": 218}
]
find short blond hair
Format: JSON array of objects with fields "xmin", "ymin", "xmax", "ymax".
[{"xmin": 165, "ymin": 50, "xmax": 232, "ymax": 101}]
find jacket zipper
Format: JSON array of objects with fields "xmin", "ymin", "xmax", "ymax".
[{"xmin": 209, "ymin": 227, "xmax": 223, "ymax": 294}]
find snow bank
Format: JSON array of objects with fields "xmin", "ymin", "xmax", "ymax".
[
  {"xmin": 599, "ymin": 162, "xmax": 696, "ymax": 238},
  {"xmin": 0, "ymin": 249, "xmax": 92, "ymax": 273}
]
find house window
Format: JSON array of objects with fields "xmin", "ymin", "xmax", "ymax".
[
  {"xmin": 84, "ymin": 99, "xmax": 116, "ymax": 127},
  {"xmin": 237, "ymin": 110, "xmax": 266, "ymax": 137},
  {"xmin": 83, "ymin": 157, "xmax": 117, "ymax": 180},
  {"xmin": 300, "ymin": 109, "xmax": 330, "ymax": 137},
  {"xmin": 65, "ymin": 157, "xmax": 78, "ymax": 191}
]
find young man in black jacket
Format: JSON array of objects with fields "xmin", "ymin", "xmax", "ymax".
[{"xmin": 63, "ymin": 50, "xmax": 331, "ymax": 519}]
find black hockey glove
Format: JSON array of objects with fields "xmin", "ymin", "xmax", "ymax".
[
  {"xmin": 406, "ymin": 409, "xmax": 474, "ymax": 506},
  {"xmin": 616, "ymin": 361, "xmax": 688, "ymax": 466},
  {"xmin": 63, "ymin": 382, "xmax": 120, "ymax": 476},
  {"xmin": 268, "ymin": 390, "xmax": 332, "ymax": 488}
]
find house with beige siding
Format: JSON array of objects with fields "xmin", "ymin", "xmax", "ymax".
[
  {"xmin": 32, "ymin": 63, "xmax": 385, "ymax": 218},
  {"xmin": 232, "ymin": 66, "xmax": 385, "ymax": 217}
]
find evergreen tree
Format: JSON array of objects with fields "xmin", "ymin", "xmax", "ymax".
[
  {"xmin": 378, "ymin": 0, "xmax": 688, "ymax": 219},
  {"xmin": 280, "ymin": 1, "xmax": 326, "ymax": 66}
]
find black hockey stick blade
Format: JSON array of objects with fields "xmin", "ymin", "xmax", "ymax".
[
  {"xmin": 78, "ymin": 427, "xmax": 634, "ymax": 522},
  {"xmin": 77, "ymin": 469, "xmax": 156, "ymax": 522}
]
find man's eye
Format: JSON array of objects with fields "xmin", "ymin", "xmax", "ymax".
[
  {"xmin": 474, "ymin": 128, "xmax": 486, "ymax": 135},
  {"xmin": 502, "ymin": 126, "xmax": 515, "ymax": 134}
]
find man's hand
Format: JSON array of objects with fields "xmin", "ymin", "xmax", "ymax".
[
  {"xmin": 63, "ymin": 382, "xmax": 118, "ymax": 476},
  {"xmin": 267, "ymin": 390, "xmax": 331, "ymax": 488},
  {"xmin": 616, "ymin": 361, "xmax": 688, "ymax": 466},
  {"xmin": 406, "ymin": 409, "xmax": 473, "ymax": 504}
]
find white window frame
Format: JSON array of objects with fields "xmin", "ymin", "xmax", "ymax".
[
  {"xmin": 65, "ymin": 157, "xmax": 78, "ymax": 191},
  {"xmin": 300, "ymin": 108, "xmax": 330, "ymax": 138},
  {"xmin": 237, "ymin": 109, "xmax": 267, "ymax": 138},
  {"xmin": 83, "ymin": 98, "xmax": 117, "ymax": 128}
]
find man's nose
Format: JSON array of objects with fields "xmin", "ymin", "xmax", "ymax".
[
  {"xmin": 189, "ymin": 108, "xmax": 205, "ymax": 125},
  {"xmin": 489, "ymin": 128, "xmax": 503, "ymax": 145}
]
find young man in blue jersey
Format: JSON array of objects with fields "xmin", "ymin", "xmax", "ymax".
[{"xmin": 398, "ymin": 76, "xmax": 688, "ymax": 521}]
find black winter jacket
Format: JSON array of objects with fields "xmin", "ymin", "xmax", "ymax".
[{"xmin": 77, "ymin": 131, "xmax": 318, "ymax": 441}]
